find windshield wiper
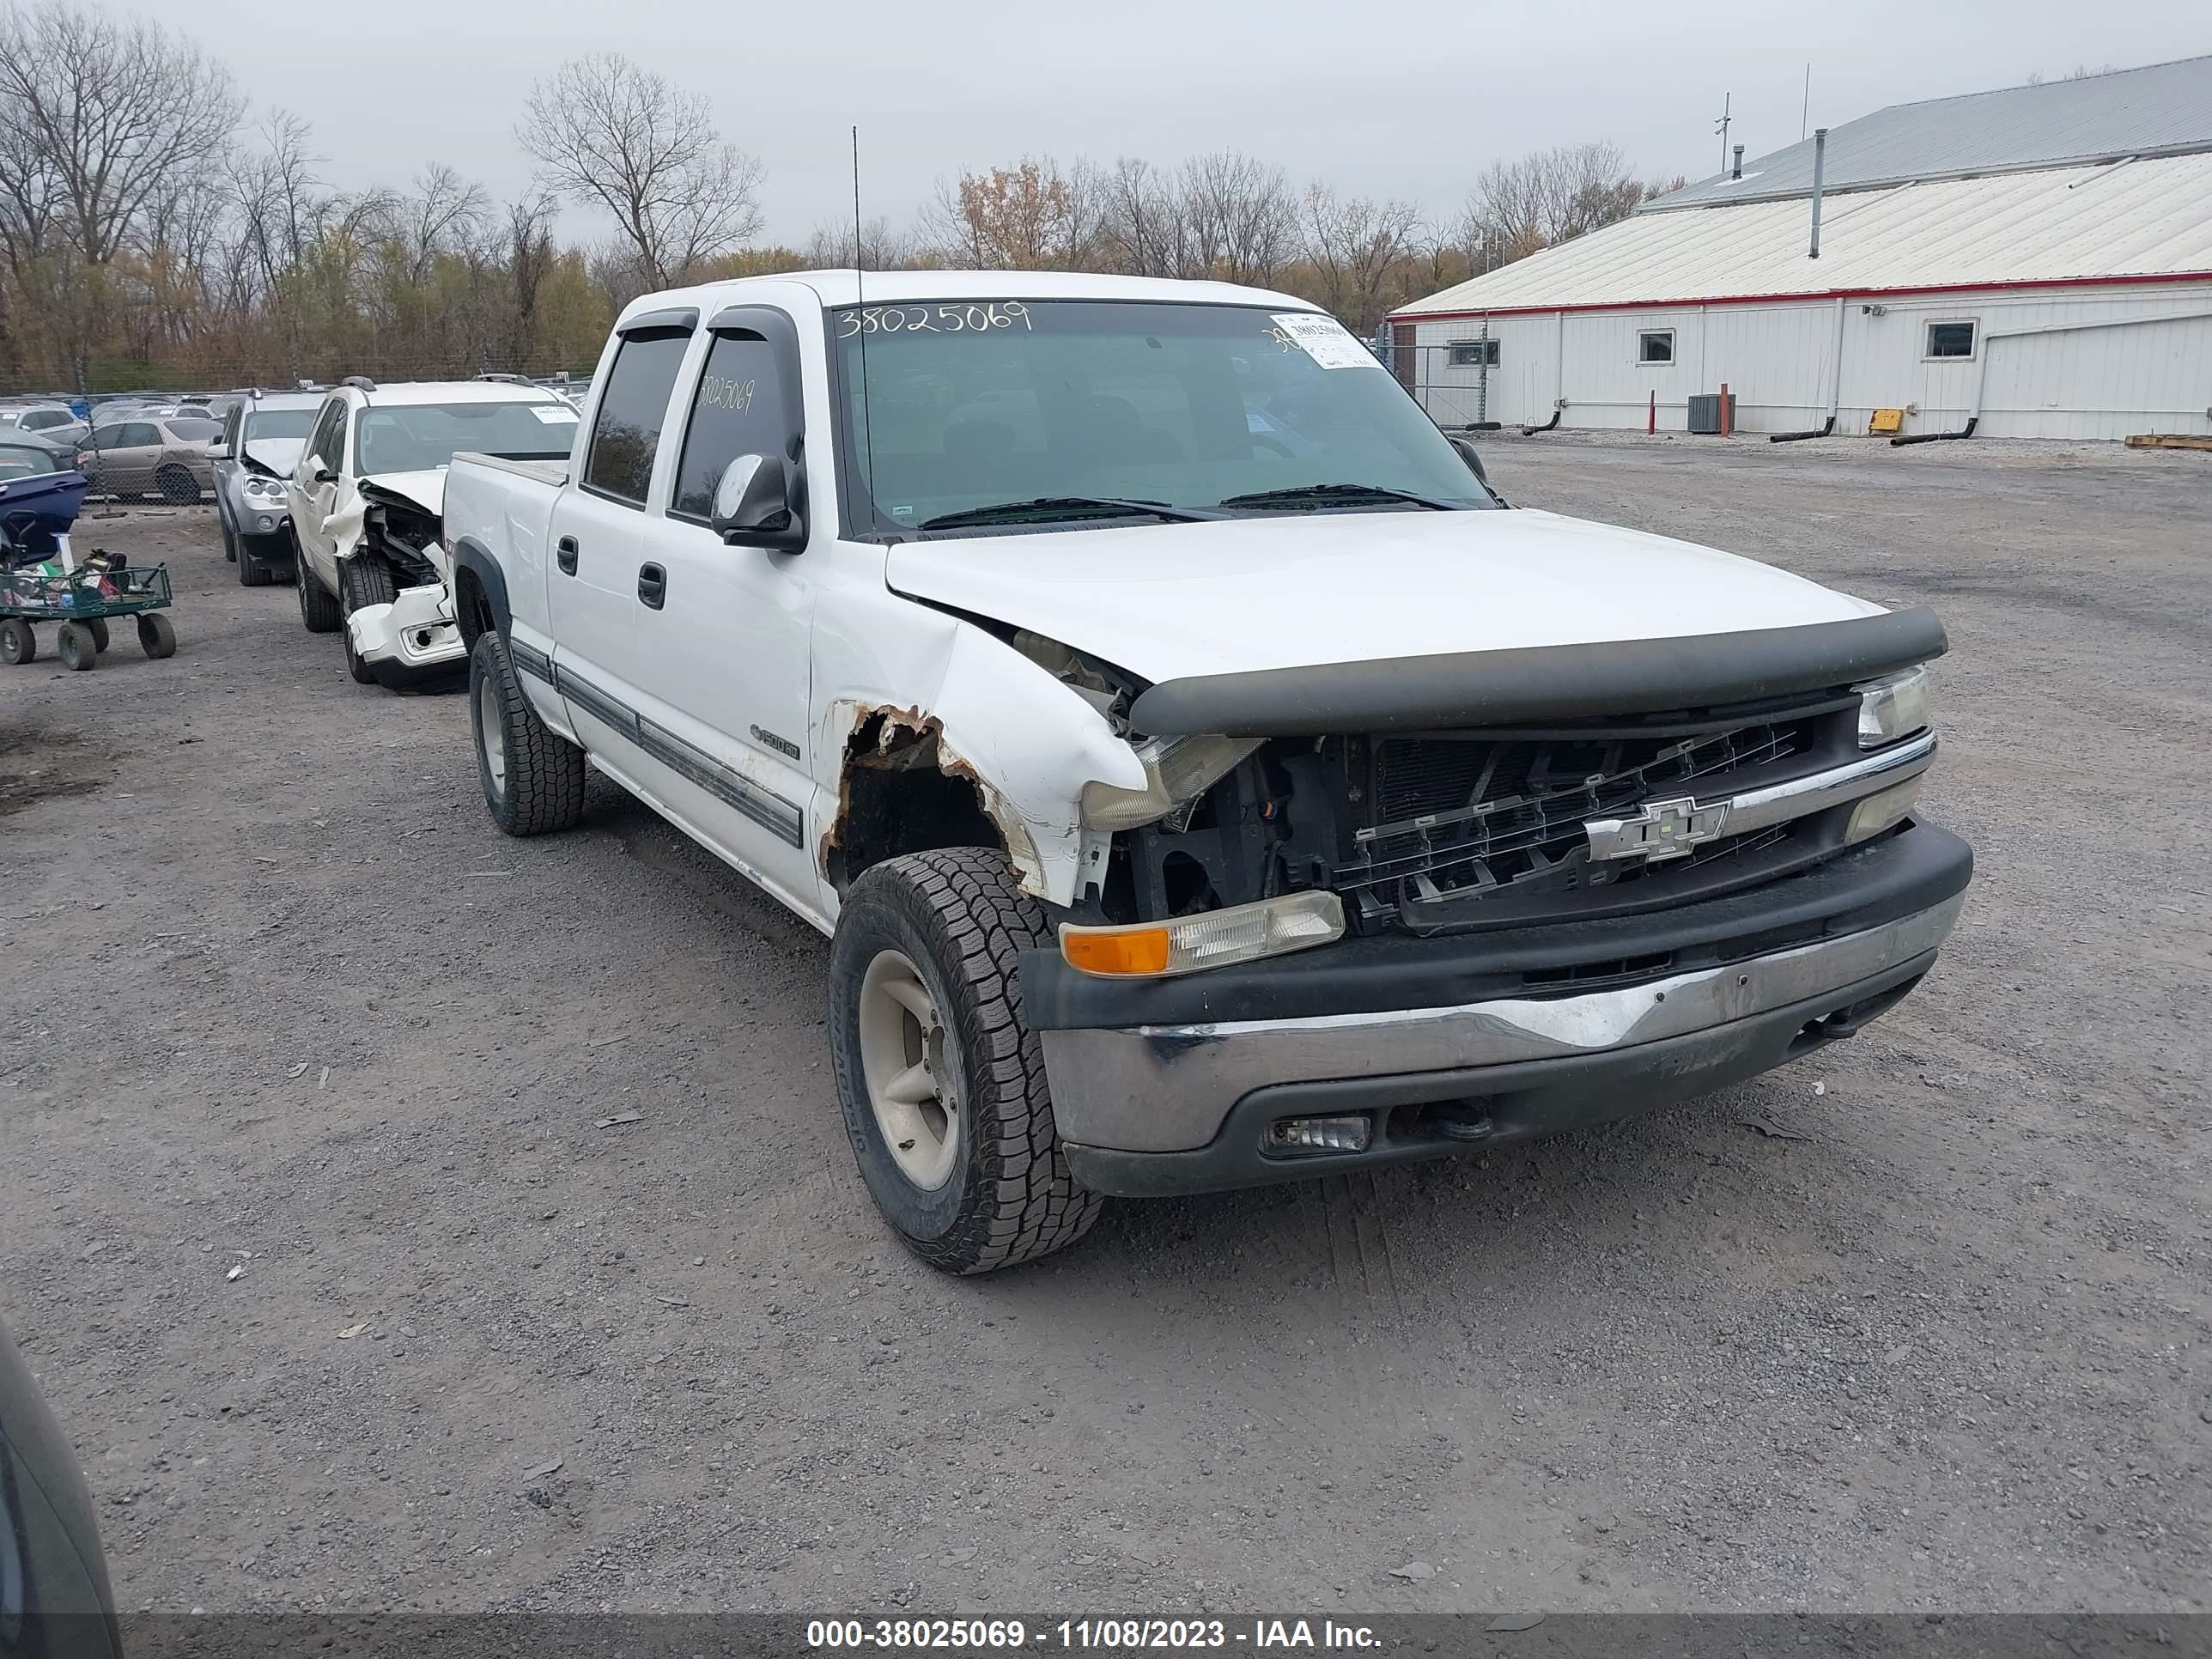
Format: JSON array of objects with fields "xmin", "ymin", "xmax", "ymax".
[
  {"xmin": 1214, "ymin": 483, "xmax": 1457, "ymax": 512},
  {"xmin": 917, "ymin": 495, "xmax": 1222, "ymax": 531}
]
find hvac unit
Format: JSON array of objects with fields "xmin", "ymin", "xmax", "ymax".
[{"xmin": 1686, "ymin": 392, "xmax": 1735, "ymax": 435}]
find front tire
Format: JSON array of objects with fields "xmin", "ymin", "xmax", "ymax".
[
  {"xmin": 1, "ymin": 618, "xmax": 35, "ymax": 665},
  {"xmin": 57, "ymin": 621, "xmax": 96, "ymax": 670},
  {"xmin": 137, "ymin": 612, "xmax": 175, "ymax": 659},
  {"xmin": 339, "ymin": 555, "xmax": 398, "ymax": 685},
  {"xmin": 829, "ymin": 848, "xmax": 1102, "ymax": 1274},
  {"xmin": 470, "ymin": 630, "xmax": 585, "ymax": 836}
]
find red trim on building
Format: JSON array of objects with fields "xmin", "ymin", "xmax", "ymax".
[{"xmin": 1389, "ymin": 269, "xmax": 2212, "ymax": 325}]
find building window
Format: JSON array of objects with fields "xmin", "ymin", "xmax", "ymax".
[
  {"xmin": 1448, "ymin": 339, "xmax": 1499, "ymax": 368},
  {"xmin": 1925, "ymin": 320, "xmax": 1978, "ymax": 361},
  {"xmin": 1638, "ymin": 330, "xmax": 1675, "ymax": 365}
]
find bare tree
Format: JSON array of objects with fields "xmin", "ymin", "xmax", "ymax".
[
  {"xmin": 1097, "ymin": 156, "xmax": 1201, "ymax": 278},
  {"xmin": 0, "ymin": 2, "xmax": 240, "ymax": 265},
  {"xmin": 1294, "ymin": 186, "xmax": 1425, "ymax": 333},
  {"xmin": 1457, "ymin": 142, "xmax": 1648, "ymax": 268},
  {"xmin": 1179, "ymin": 151, "xmax": 1294, "ymax": 285},
  {"xmin": 802, "ymin": 216, "xmax": 923, "ymax": 270},
  {"xmin": 392, "ymin": 164, "xmax": 490, "ymax": 288},
  {"xmin": 518, "ymin": 52, "xmax": 763, "ymax": 289}
]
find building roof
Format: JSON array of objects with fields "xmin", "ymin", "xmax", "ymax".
[
  {"xmin": 1392, "ymin": 149, "xmax": 2212, "ymax": 319},
  {"xmin": 1646, "ymin": 54, "xmax": 2212, "ymax": 213}
]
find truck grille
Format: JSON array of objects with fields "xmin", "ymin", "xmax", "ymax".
[{"xmin": 1334, "ymin": 720, "xmax": 1814, "ymax": 922}]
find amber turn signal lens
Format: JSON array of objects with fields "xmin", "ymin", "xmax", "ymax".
[{"xmin": 1060, "ymin": 927, "xmax": 1173, "ymax": 977}]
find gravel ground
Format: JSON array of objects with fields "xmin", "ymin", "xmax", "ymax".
[{"xmin": 1, "ymin": 441, "xmax": 2206, "ymax": 1618}]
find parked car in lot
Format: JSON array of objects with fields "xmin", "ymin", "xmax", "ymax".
[
  {"xmin": 0, "ymin": 401, "xmax": 85, "ymax": 441},
  {"xmin": 285, "ymin": 378, "xmax": 580, "ymax": 687},
  {"xmin": 446, "ymin": 270, "xmax": 1972, "ymax": 1274},
  {"xmin": 210, "ymin": 391, "xmax": 321, "ymax": 585},
  {"xmin": 0, "ymin": 1316, "xmax": 123, "ymax": 1658},
  {"xmin": 77, "ymin": 415, "xmax": 220, "ymax": 501}
]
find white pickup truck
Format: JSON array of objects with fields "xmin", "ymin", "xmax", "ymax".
[{"xmin": 444, "ymin": 270, "xmax": 1971, "ymax": 1274}]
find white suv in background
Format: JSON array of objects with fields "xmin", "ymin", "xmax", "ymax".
[{"xmin": 287, "ymin": 377, "xmax": 580, "ymax": 690}]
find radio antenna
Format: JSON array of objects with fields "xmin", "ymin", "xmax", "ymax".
[{"xmin": 852, "ymin": 125, "xmax": 879, "ymax": 531}]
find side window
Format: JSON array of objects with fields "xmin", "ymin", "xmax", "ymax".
[
  {"xmin": 307, "ymin": 401, "xmax": 345, "ymax": 471},
  {"xmin": 116, "ymin": 422, "xmax": 158, "ymax": 449},
  {"xmin": 222, "ymin": 406, "xmax": 244, "ymax": 450},
  {"xmin": 671, "ymin": 332, "xmax": 790, "ymax": 520},
  {"xmin": 584, "ymin": 327, "xmax": 692, "ymax": 506}
]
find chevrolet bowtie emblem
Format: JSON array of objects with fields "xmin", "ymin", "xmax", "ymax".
[{"xmin": 1584, "ymin": 796, "xmax": 1732, "ymax": 861}]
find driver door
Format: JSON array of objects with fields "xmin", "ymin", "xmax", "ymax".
[{"xmin": 289, "ymin": 398, "xmax": 349, "ymax": 588}]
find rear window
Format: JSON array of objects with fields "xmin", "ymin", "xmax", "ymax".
[
  {"xmin": 352, "ymin": 400, "xmax": 580, "ymax": 478},
  {"xmin": 165, "ymin": 418, "xmax": 222, "ymax": 441},
  {"xmin": 0, "ymin": 443, "xmax": 59, "ymax": 478}
]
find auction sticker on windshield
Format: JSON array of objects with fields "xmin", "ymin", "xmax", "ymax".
[
  {"xmin": 529, "ymin": 405, "xmax": 580, "ymax": 424},
  {"xmin": 1267, "ymin": 312, "xmax": 1379, "ymax": 369}
]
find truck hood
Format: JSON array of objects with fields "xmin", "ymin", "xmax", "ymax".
[
  {"xmin": 242, "ymin": 438, "xmax": 303, "ymax": 477},
  {"xmin": 884, "ymin": 508, "xmax": 1881, "ymax": 684},
  {"xmin": 356, "ymin": 469, "xmax": 446, "ymax": 517}
]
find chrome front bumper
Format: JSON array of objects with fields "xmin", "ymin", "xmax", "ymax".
[{"xmin": 1042, "ymin": 892, "xmax": 1963, "ymax": 1189}]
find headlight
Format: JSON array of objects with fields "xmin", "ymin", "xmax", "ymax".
[
  {"xmin": 1856, "ymin": 666, "xmax": 1930, "ymax": 748},
  {"xmin": 1079, "ymin": 733, "xmax": 1263, "ymax": 830},
  {"xmin": 1060, "ymin": 890, "xmax": 1344, "ymax": 978}
]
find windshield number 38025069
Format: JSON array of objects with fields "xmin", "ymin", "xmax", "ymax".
[{"xmin": 836, "ymin": 302, "xmax": 1032, "ymax": 337}]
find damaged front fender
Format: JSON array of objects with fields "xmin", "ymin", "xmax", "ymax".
[{"xmin": 814, "ymin": 609, "xmax": 1149, "ymax": 909}]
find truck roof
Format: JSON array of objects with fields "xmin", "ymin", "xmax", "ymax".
[
  {"xmin": 346, "ymin": 380, "xmax": 573, "ymax": 409},
  {"xmin": 617, "ymin": 269, "xmax": 1324, "ymax": 327}
]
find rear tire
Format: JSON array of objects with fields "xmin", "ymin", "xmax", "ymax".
[
  {"xmin": 137, "ymin": 612, "xmax": 175, "ymax": 659},
  {"xmin": 86, "ymin": 617, "xmax": 109, "ymax": 652},
  {"xmin": 828, "ymin": 848, "xmax": 1102, "ymax": 1274},
  {"xmin": 157, "ymin": 465, "xmax": 198, "ymax": 504},
  {"xmin": 296, "ymin": 558, "xmax": 341, "ymax": 634},
  {"xmin": 470, "ymin": 630, "xmax": 585, "ymax": 836},
  {"xmin": 57, "ymin": 621, "xmax": 95, "ymax": 670},
  {"xmin": 0, "ymin": 618, "xmax": 33, "ymax": 665}
]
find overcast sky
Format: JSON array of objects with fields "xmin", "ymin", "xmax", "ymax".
[{"xmin": 185, "ymin": 1, "xmax": 2211, "ymax": 246}]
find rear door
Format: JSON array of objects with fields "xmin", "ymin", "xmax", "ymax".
[
  {"xmin": 546, "ymin": 319, "xmax": 695, "ymax": 762},
  {"xmin": 98, "ymin": 422, "xmax": 160, "ymax": 494},
  {"xmin": 628, "ymin": 308, "xmax": 818, "ymax": 907}
]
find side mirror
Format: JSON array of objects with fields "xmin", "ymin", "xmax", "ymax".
[
  {"xmin": 206, "ymin": 441, "xmax": 229, "ymax": 460},
  {"xmin": 711, "ymin": 453, "xmax": 804, "ymax": 552},
  {"xmin": 313, "ymin": 463, "xmax": 337, "ymax": 485},
  {"xmin": 1449, "ymin": 435, "xmax": 1491, "ymax": 485}
]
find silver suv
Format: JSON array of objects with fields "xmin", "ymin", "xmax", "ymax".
[{"xmin": 210, "ymin": 391, "xmax": 321, "ymax": 586}]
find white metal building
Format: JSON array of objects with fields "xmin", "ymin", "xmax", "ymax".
[{"xmin": 1389, "ymin": 55, "xmax": 2212, "ymax": 441}]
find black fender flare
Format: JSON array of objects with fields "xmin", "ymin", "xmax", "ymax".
[{"xmin": 448, "ymin": 535, "xmax": 512, "ymax": 648}]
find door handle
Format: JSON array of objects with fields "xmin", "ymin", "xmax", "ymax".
[
  {"xmin": 636, "ymin": 562, "xmax": 667, "ymax": 609},
  {"xmin": 556, "ymin": 535, "xmax": 579, "ymax": 575}
]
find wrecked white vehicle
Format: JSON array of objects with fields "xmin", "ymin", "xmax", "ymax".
[
  {"xmin": 445, "ymin": 272, "xmax": 1972, "ymax": 1274},
  {"xmin": 284, "ymin": 378, "xmax": 579, "ymax": 689}
]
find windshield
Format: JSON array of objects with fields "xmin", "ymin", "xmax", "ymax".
[
  {"xmin": 352, "ymin": 400, "xmax": 580, "ymax": 477},
  {"xmin": 830, "ymin": 300, "xmax": 1491, "ymax": 534},
  {"xmin": 245, "ymin": 409, "xmax": 316, "ymax": 441},
  {"xmin": 0, "ymin": 443, "xmax": 60, "ymax": 478}
]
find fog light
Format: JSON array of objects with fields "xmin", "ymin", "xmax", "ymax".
[
  {"xmin": 1265, "ymin": 1115, "xmax": 1371, "ymax": 1155},
  {"xmin": 414, "ymin": 629, "xmax": 434, "ymax": 648},
  {"xmin": 255, "ymin": 514, "xmax": 275, "ymax": 532},
  {"xmin": 1845, "ymin": 774, "xmax": 1923, "ymax": 844}
]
